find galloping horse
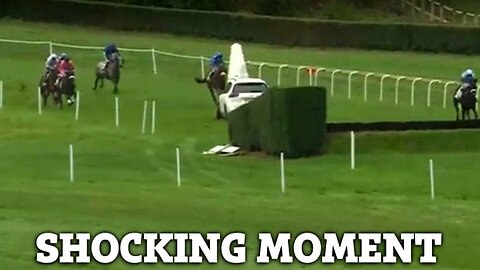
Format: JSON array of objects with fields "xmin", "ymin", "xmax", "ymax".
[
  {"xmin": 93, "ymin": 52, "xmax": 123, "ymax": 94},
  {"xmin": 39, "ymin": 69, "xmax": 61, "ymax": 107},
  {"xmin": 195, "ymin": 64, "xmax": 227, "ymax": 118},
  {"xmin": 454, "ymin": 84, "xmax": 478, "ymax": 120},
  {"xmin": 57, "ymin": 70, "xmax": 76, "ymax": 108}
]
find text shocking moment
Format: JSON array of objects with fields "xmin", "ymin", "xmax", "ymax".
[{"xmin": 36, "ymin": 232, "xmax": 442, "ymax": 264}]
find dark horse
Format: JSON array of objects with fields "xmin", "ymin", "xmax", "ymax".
[
  {"xmin": 57, "ymin": 70, "xmax": 77, "ymax": 108},
  {"xmin": 39, "ymin": 69, "xmax": 61, "ymax": 107},
  {"xmin": 454, "ymin": 83, "xmax": 478, "ymax": 120},
  {"xmin": 195, "ymin": 64, "xmax": 227, "ymax": 118},
  {"xmin": 93, "ymin": 52, "xmax": 123, "ymax": 94}
]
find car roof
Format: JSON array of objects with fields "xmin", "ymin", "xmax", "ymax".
[{"xmin": 229, "ymin": 78, "xmax": 267, "ymax": 84}]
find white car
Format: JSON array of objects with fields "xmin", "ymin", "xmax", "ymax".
[{"xmin": 218, "ymin": 78, "xmax": 268, "ymax": 118}]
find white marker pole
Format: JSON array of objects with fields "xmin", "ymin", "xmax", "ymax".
[
  {"xmin": 280, "ymin": 152, "xmax": 285, "ymax": 193},
  {"xmin": 141, "ymin": 100, "xmax": 148, "ymax": 134},
  {"xmin": 151, "ymin": 48, "xmax": 157, "ymax": 75},
  {"xmin": 0, "ymin": 80, "xmax": 3, "ymax": 109},
  {"xmin": 429, "ymin": 159, "xmax": 435, "ymax": 200},
  {"xmin": 49, "ymin": 41, "xmax": 53, "ymax": 55},
  {"xmin": 201, "ymin": 56, "xmax": 205, "ymax": 78},
  {"xmin": 176, "ymin": 147, "xmax": 181, "ymax": 187},
  {"xmin": 69, "ymin": 144, "xmax": 74, "ymax": 183},
  {"xmin": 75, "ymin": 91, "xmax": 80, "ymax": 121},
  {"xmin": 37, "ymin": 86, "xmax": 42, "ymax": 115},
  {"xmin": 151, "ymin": 100, "xmax": 156, "ymax": 134},
  {"xmin": 115, "ymin": 96, "xmax": 119, "ymax": 127},
  {"xmin": 351, "ymin": 131, "xmax": 355, "ymax": 170}
]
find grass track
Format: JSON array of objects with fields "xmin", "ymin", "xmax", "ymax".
[{"xmin": 0, "ymin": 20, "xmax": 479, "ymax": 269}]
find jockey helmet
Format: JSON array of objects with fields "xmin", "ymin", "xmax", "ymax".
[
  {"xmin": 50, "ymin": 53, "xmax": 58, "ymax": 59},
  {"xmin": 210, "ymin": 52, "xmax": 223, "ymax": 66},
  {"xmin": 463, "ymin": 69, "xmax": 475, "ymax": 78},
  {"xmin": 59, "ymin": 53, "xmax": 70, "ymax": 61}
]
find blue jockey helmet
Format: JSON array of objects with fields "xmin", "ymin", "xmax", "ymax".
[
  {"xmin": 210, "ymin": 52, "xmax": 223, "ymax": 66},
  {"xmin": 463, "ymin": 69, "xmax": 475, "ymax": 78}
]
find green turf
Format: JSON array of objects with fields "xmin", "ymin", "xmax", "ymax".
[{"xmin": 0, "ymin": 20, "xmax": 479, "ymax": 269}]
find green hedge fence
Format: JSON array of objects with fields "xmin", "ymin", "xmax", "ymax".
[{"xmin": 227, "ymin": 87, "xmax": 327, "ymax": 158}]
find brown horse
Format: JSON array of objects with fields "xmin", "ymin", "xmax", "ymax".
[
  {"xmin": 93, "ymin": 52, "xmax": 123, "ymax": 94},
  {"xmin": 39, "ymin": 69, "xmax": 61, "ymax": 107},
  {"xmin": 57, "ymin": 70, "xmax": 77, "ymax": 107},
  {"xmin": 195, "ymin": 64, "xmax": 227, "ymax": 118}
]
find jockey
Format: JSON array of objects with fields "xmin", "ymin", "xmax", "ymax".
[
  {"xmin": 104, "ymin": 43, "xmax": 121, "ymax": 70},
  {"xmin": 45, "ymin": 53, "xmax": 58, "ymax": 71},
  {"xmin": 43, "ymin": 53, "xmax": 58, "ymax": 85},
  {"xmin": 461, "ymin": 69, "xmax": 476, "ymax": 86},
  {"xmin": 208, "ymin": 52, "xmax": 226, "ymax": 80},
  {"xmin": 456, "ymin": 69, "xmax": 477, "ymax": 100},
  {"xmin": 56, "ymin": 53, "xmax": 75, "ymax": 87}
]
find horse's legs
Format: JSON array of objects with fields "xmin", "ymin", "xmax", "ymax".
[
  {"xmin": 54, "ymin": 91, "xmax": 62, "ymax": 108},
  {"xmin": 462, "ymin": 108, "xmax": 467, "ymax": 120},
  {"xmin": 93, "ymin": 76, "xmax": 99, "ymax": 90},
  {"xmin": 100, "ymin": 78, "xmax": 104, "ymax": 89},
  {"xmin": 208, "ymin": 87, "xmax": 219, "ymax": 107},
  {"xmin": 113, "ymin": 83, "xmax": 119, "ymax": 94},
  {"xmin": 42, "ymin": 90, "xmax": 49, "ymax": 107},
  {"xmin": 454, "ymin": 99, "xmax": 460, "ymax": 120}
]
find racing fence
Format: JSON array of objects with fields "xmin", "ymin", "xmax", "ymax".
[
  {"xmin": 403, "ymin": 0, "xmax": 480, "ymax": 25},
  {"xmin": 0, "ymin": 37, "xmax": 474, "ymax": 110}
]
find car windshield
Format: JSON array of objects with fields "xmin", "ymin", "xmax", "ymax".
[{"xmin": 232, "ymin": 83, "xmax": 267, "ymax": 95}]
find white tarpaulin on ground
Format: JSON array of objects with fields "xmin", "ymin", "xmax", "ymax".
[
  {"xmin": 228, "ymin": 43, "xmax": 249, "ymax": 81},
  {"xmin": 203, "ymin": 145, "xmax": 241, "ymax": 156}
]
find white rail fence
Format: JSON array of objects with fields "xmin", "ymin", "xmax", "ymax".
[
  {"xmin": 403, "ymin": 0, "xmax": 480, "ymax": 25},
  {"xmin": 0, "ymin": 37, "xmax": 467, "ymax": 110}
]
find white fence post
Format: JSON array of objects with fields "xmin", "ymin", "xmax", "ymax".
[
  {"xmin": 141, "ymin": 100, "xmax": 148, "ymax": 134},
  {"xmin": 296, "ymin": 66, "xmax": 307, "ymax": 86},
  {"xmin": 314, "ymin": 68, "xmax": 325, "ymax": 86},
  {"xmin": 0, "ymin": 80, "xmax": 3, "ymax": 109},
  {"xmin": 258, "ymin": 63, "xmax": 266, "ymax": 79},
  {"xmin": 429, "ymin": 159, "xmax": 435, "ymax": 200},
  {"xmin": 380, "ymin": 75, "xmax": 391, "ymax": 102},
  {"xmin": 280, "ymin": 152, "xmax": 285, "ymax": 193},
  {"xmin": 443, "ymin": 81, "xmax": 457, "ymax": 109},
  {"xmin": 348, "ymin": 71, "xmax": 359, "ymax": 100},
  {"xmin": 277, "ymin": 65, "xmax": 288, "ymax": 86},
  {"xmin": 69, "ymin": 144, "xmax": 74, "ymax": 183},
  {"xmin": 411, "ymin": 78, "xmax": 423, "ymax": 106},
  {"xmin": 176, "ymin": 147, "xmax": 181, "ymax": 187},
  {"xmin": 115, "ymin": 96, "xmax": 119, "ymax": 127},
  {"xmin": 427, "ymin": 80, "xmax": 441, "ymax": 107},
  {"xmin": 395, "ymin": 76, "xmax": 406, "ymax": 106},
  {"xmin": 151, "ymin": 100, "xmax": 156, "ymax": 134},
  {"xmin": 75, "ymin": 91, "xmax": 80, "ymax": 121},
  {"xmin": 37, "ymin": 86, "xmax": 42, "ymax": 115},
  {"xmin": 363, "ymin": 73, "xmax": 375, "ymax": 102},
  {"xmin": 201, "ymin": 56, "xmax": 205, "ymax": 78},
  {"xmin": 309, "ymin": 68, "xmax": 313, "ymax": 86},
  {"xmin": 151, "ymin": 48, "xmax": 157, "ymax": 75},
  {"xmin": 331, "ymin": 69, "xmax": 341, "ymax": 97},
  {"xmin": 351, "ymin": 131, "xmax": 355, "ymax": 170},
  {"xmin": 49, "ymin": 41, "xmax": 53, "ymax": 55}
]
